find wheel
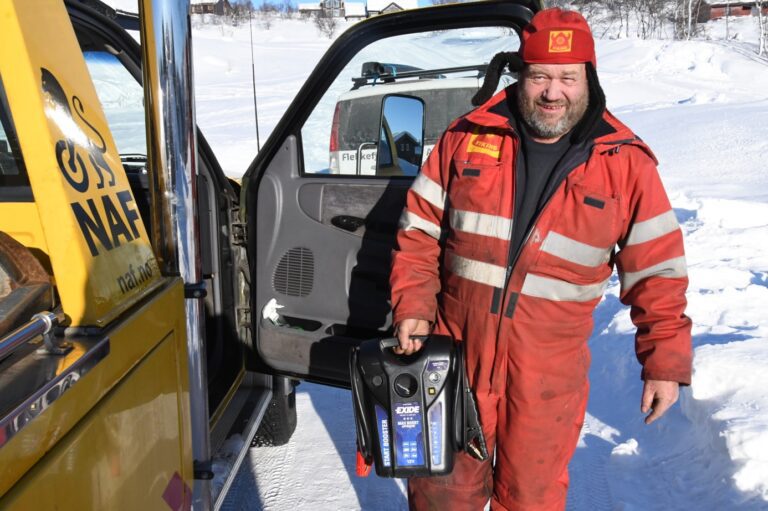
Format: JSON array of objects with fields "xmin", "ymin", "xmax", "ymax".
[{"xmin": 251, "ymin": 378, "xmax": 298, "ymax": 447}]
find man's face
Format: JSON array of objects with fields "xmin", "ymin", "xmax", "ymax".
[{"xmin": 517, "ymin": 63, "xmax": 589, "ymax": 143}]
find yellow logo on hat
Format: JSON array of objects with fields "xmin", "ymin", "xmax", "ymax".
[{"xmin": 548, "ymin": 30, "xmax": 573, "ymax": 53}]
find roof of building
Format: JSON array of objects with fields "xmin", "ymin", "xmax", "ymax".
[
  {"xmin": 367, "ymin": 0, "xmax": 418, "ymax": 12},
  {"xmin": 345, "ymin": 2, "xmax": 367, "ymax": 15}
]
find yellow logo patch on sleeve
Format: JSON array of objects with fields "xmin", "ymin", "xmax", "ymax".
[{"xmin": 548, "ymin": 30, "xmax": 573, "ymax": 53}]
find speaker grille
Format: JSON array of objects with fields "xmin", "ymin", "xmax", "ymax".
[{"xmin": 273, "ymin": 247, "xmax": 314, "ymax": 297}]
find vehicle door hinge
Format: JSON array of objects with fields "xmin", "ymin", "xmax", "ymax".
[
  {"xmin": 230, "ymin": 207, "xmax": 247, "ymax": 246},
  {"xmin": 237, "ymin": 307, "xmax": 251, "ymax": 329}
]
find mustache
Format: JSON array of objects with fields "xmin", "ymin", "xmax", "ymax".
[{"xmin": 535, "ymin": 99, "xmax": 568, "ymax": 108}]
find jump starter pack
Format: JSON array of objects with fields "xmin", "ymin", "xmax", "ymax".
[{"xmin": 349, "ymin": 335, "xmax": 488, "ymax": 478}]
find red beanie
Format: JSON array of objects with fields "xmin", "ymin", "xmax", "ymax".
[{"xmin": 521, "ymin": 8, "xmax": 596, "ymax": 68}]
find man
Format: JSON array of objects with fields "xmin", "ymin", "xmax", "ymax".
[{"xmin": 389, "ymin": 8, "xmax": 692, "ymax": 511}]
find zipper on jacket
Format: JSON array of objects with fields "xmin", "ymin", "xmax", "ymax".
[{"xmin": 499, "ymin": 139, "xmax": 597, "ymax": 319}]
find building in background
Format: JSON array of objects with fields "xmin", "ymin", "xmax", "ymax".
[
  {"xmin": 366, "ymin": 0, "xmax": 418, "ymax": 16},
  {"xmin": 345, "ymin": 2, "xmax": 367, "ymax": 20},
  {"xmin": 706, "ymin": 1, "xmax": 768, "ymax": 20},
  {"xmin": 190, "ymin": 0, "xmax": 232, "ymax": 15},
  {"xmin": 298, "ymin": 2, "xmax": 323, "ymax": 16},
  {"xmin": 298, "ymin": 0, "xmax": 418, "ymax": 18}
]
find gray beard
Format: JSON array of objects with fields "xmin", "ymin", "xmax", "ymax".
[{"xmin": 517, "ymin": 92, "xmax": 589, "ymax": 140}]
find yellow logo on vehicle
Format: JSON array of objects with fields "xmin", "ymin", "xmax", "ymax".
[
  {"xmin": 467, "ymin": 130, "xmax": 501, "ymax": 159},
  {"xmin": 548, "ymin": 30, "xmax": 573, "ymax": 53}
]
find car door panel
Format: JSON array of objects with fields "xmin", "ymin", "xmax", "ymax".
[
  {"xmin": 256, "ymin": 136, "xmax": 410, "ymax": 384},
  {"xmin": 247, "ymin": 1, "xmax": 538, "ymax": 387}
]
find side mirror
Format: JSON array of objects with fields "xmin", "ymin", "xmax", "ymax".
[{"xmin": 376, "ymin": 95, "xmax": 424, "ymax": 177}]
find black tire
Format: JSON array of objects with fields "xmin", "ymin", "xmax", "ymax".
[{"xmin": 251, "ymin": 381, "xmax": 298, "ymax": 447}]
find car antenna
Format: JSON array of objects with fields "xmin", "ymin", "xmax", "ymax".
[{"xmin": 248, "ymin": 7, "xmax": 261, "ymax": 151}]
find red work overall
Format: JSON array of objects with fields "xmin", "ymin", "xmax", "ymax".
[{"xmin": 390, "ymin": 88, "xmax": 692, "ymax": 510}]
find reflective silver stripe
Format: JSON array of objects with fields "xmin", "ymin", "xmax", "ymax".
[
  {"xmin": 448, "ymin": 253, "xmax": 507, "ymax": 288},
  {"xmin": 625, "ymin": 210, "xmax": 679, "ymax": 246},
  {"xmin": 621, "ymin": 255, "xmax": 688, "ymax": 291},
  {"xmin": 540, "ymin": 231, "xmax": 611, "ymax": 267},
  {"xmin": 449, "ymin": 209, "xmax": 512, "ymax": 240},
  {"xmin": 399, "ymin": 211, "xmax": 442, "ymax": 240},
  {"xmin": 521, "ymin": 274, "xmax": 608, "ymax": 302},
  {"xmin": 411, "ymin": 173, "xmax": 447, "ymax": 210}
]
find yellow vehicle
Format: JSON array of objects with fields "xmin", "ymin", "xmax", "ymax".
[{"xmin": 0, "ymin": 0, "xmax": 538, "ymax": 508}]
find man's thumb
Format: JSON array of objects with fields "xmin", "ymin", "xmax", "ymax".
[{"xmin": 641, "ymin": 384, "xmax": 655, "ymax": 413}]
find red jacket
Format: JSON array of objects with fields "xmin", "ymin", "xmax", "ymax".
[{"xmin": 390, "ymin": 87, "xmax": 692, "ymax": 385}]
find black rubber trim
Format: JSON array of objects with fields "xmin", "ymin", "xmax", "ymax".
[
  {"xmin": 504, "ymin": 292, "xmax": 519, "ymax": 318},
  {"xmin": 490, "ymin": 287, "xmax": 502, "ymax": 314},
  {"xmin": 584, "ymin": 196, "xmax": 605, "ymax": 209}
]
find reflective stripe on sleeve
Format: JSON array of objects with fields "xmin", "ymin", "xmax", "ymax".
[
  {"xmin": 447, "ymin": 253, "xmax": 507, "ymax": 288},
  {"xmin": 620, "ymin": 255, "xmax": 688, "ymax": 291},
  {"xmin": 540, "ymin": 231, "xmax": 611, "ymax": 267},
  {"xmin": 521, "ymin": 273, "xmax": 609, "ymax": 302},
  {"xmin": 399, "ymin": 210, "xmax": 442, "ymax": 240},
  {"xmin": 411, "ymin": 173, "xmax": 447, "ymax": 210},
  {"xmin": 625, "ymin": 210, "xmax": 679, "ymax": 246},
  {"xmin": 449, "ymin": 209, "xmax": 513, "ymax": 240}
]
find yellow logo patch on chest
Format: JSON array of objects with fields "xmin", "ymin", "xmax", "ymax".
[{"xmin": 467, "ymin": 130, "xmax": 501, "ymax": 159}]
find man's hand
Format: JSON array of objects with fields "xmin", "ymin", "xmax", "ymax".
[
  {"xmin": 394, "ymin": 318, "xmax": 430, "ymax": 355},
  {"xmin": 641, "ymin": 379, "xmax": 680, "ymax": 425}
]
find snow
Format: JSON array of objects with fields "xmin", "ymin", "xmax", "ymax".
[
  {"xmin": 97, "ymin": 7, "xmax": 768, "ymax": 509},
  {"xmin": 201, "ymin": 14, "xmax": 768, "ymax": 510}
]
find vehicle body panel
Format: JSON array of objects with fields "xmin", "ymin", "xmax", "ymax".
[
  {"xmin": 0, "ymin": 279, "xmax": 192, "ymax": 504},
  {"xmin": 0, "ymin": 1, "xmax": 193, "ymax": 506},
  {"xmin": 0, "ymin": 0, "xmax": 160, "ymax": 328},
  {"xmin": 0, "ymin": 204, "xmax": 48, "ymax": 258}
]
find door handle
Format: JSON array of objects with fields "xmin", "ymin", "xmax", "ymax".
[{"xmin": 332, "ymin": 215, "xmax": 365, "ymax": 232}]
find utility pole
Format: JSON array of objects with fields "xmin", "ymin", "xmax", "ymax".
[{"xmin": 249, "ymin": 5, "xmax": 261, "ymax": 151}]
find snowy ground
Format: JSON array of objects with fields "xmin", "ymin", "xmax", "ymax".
[{"xmin": 151, "ymin": 10, "xmax": 768, "ymax": 511}]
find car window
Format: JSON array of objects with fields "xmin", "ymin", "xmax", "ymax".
[
  {"xmin": 83, "ymin": 51, "xmax": 146, "ymax": 157},
  {"xmin": 300, "ymin": 26, "xmax": 520, "ymax": 176},
  {"xmin": 0, "ymin": 75, "xmax": 32, "ymax": 201}
]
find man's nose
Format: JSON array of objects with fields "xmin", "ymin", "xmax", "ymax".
[{"xmin": 542, "ymin": 80, "xmax": 566, "ymax": 101}]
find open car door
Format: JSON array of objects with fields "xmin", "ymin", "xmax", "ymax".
[{"xmin": 244, "ymin": 0, "xmax": 540, "ymax": 387}]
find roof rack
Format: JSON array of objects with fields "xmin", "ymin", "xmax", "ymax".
[{"xmin": 352, "ymin": 62, "xmax": 489, "ymax": 90}]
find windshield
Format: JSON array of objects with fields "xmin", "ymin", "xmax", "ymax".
[
  {"xmin": 301, "ymin": 26, "xmax": 520, "ymax": 175},
  {"xmin": 83, "ymin": 51, "xmax": 146, "ymax": 156}
]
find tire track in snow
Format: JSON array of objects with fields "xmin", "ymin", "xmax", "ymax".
[
  {"xmin": 566, "ymin": 417, "xmax": 615, "ymax": 511},
  {"xmin": 258, "ymin": 439, "xmax": 296, "ymax": 509}
]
